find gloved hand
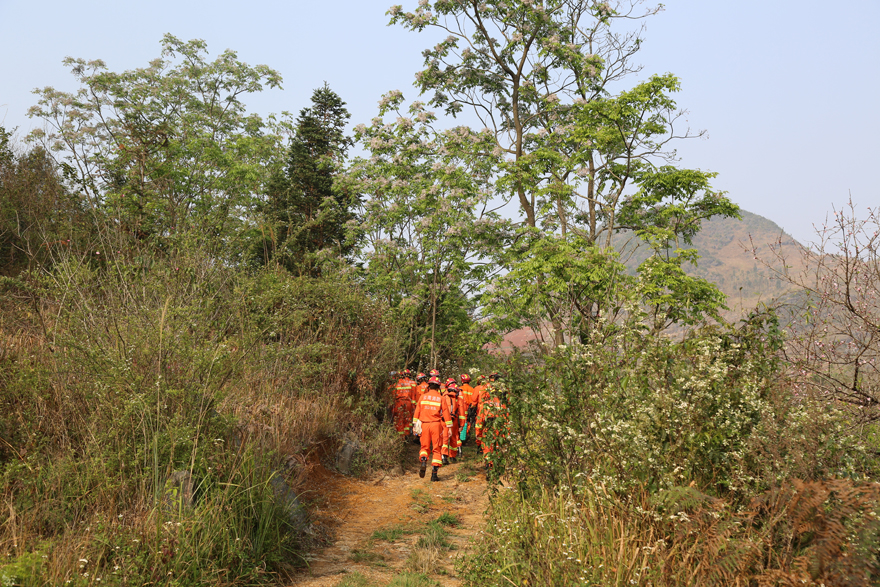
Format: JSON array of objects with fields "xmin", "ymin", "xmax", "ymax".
[{"xmin": 413, "ymin": 419, "xmax": 422, "ymax": 435}]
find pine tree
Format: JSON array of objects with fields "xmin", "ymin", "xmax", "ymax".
[{"xmin": 266, "ymin": 84, "xmax": 353, "ymax": 275}]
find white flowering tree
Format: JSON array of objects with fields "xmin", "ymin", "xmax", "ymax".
[
  {"xmin": 340, "ymin": 91, "xmax": 508, "ymax": 365},
  {"xmin": 28, "ymin": 35, "xmax": 285, "ymax": 249},
  {"xmin": 389, "ymin": 1, "xmax": 739, "ymax": 342}
]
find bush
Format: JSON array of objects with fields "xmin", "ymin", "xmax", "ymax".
[{"xmin": 489, "ymin": 311, "xmax": 876, "ymax": 500}]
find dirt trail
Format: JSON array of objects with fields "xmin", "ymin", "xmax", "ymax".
[{"xmin": 288, "ymin": 442, "xmax": 490, "ymax": 587}]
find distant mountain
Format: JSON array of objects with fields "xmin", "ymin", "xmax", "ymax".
[{"xmin": 614, "ymin": 209, "xmax": 806, "ymax": 317}]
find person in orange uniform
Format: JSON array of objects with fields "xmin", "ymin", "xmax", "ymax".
[
  {"xmin": 476, "ymin": 373, "xmax": 508, "ymax": 469},
  {"xmin": 472, "ymin": 375, "xmax": 489, "ymax": 448},
  {"xmin": 392, "ymin": 369, "xmax": 416, "ymax": 439},
  {"xmin": 441, "ymin": 380, "xmax": 462, "ymax": 465},
  {"xmin": 413, "ymin": 373, "xmax": 428, "ymax": 404},
  {"xmin": 458, "ymin": 373, "xmax": 476, "ymax": 444},
  {"xmin": 411, "ymin": 373, "xmax": 429, "ymax": 445},
  {"xmin": 412, "ymin": 376, "xmax": 452, "ymax": 481}
]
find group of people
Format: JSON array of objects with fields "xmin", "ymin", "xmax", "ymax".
[{"xmin": 389, "ymin": 369, "xmax": 507, "ymax": 482}]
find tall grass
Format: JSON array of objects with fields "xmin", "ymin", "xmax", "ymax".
[
  {"xmin": 0, "ymin": 235, "xmax": 400, "ymax": 585},
  {"xmin": 459, "ymin": 480, "xmax": 880, "ymax": 586}
]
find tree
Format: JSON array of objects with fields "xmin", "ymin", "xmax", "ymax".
[
  {"xmin": 761, "ymin": 201, "xmax": 880, "ymax": 422},
  {"xmin": 0, "ymin": 126, "xmax": 83, "ymax": 274},
  {"xmin": 389, "ymin": 1, "xmax": 739, "ymax": 342},
  {"xmin": 341, "ymin": 92, "xmax": 507, "ymax": 365},
  {"xmin": 28, "ymin": 35, "xmax": 284, "ymax": 251},
  {"xmin": 262, "ymin": 84, "xmax": 354, "ymax": 275}
]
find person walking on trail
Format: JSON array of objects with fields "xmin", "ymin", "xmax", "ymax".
[
  {"xmin": 412, "ymin": 376, "xmax": 452, "ymax": 482},
  {"xmin": 441, "ymin": 379, "xmax": 463, "ymax": 465},
  {"xmin": 458, "ymin": 373, "xmax": 477, "ymax": 444},
  {"xmin": 472, "ymin": 375, "xmax": 489, "ymax": 448},
  {"xmin": 392, "ymin": 369, "xmax": 416, "ymax": 439},
  {"xmin": 476, "ymin": 373, "xmax": 508, "ymax": 471},
  {"xmin": 411, "ymin": 373, "xmax": 429, "ymax": 445}
]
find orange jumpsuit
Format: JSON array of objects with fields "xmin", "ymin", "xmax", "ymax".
[
  {"xmin": 459, "ymin": 383, "xmax": 476, "ymax": 441},
  {"xmin": 413, "ymin": 389, "xmax": 452, "ymax": 468},
  {"xmin": 472, "ymin": 385, "xmax": 488, "ymax": 446},
  {"xmin": 476, "ymin": 391, "xmax": 508, "ymax": 459},
  {"xmin": 393, "ymin": 377, "xmax": 416, "ymax": 437},
  {"xmin": 441, "ymin": 391, "xmax": 463, "ymax": 458},
  {"xmin": 413, "ymin": 381, "xmax": 428, "ymax": 405}
]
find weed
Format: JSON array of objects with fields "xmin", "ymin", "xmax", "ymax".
[
  {"xmin": 409, "ymin": 488, "xmax": 433, "ymax": 514},
  {"xmin": 370, "ymin": 523, "xmax": 416, "ymax": 542},
  {"xmin": 435, "ymin": 512, "xmax": 460, "ymax": 527},
  {"xmin": 387, "ymin": 572, "xmax": 441, "ymax": 586},
  {"xmin": 349, "ymin": 549, "xmax": 385, "ymax": 564}
]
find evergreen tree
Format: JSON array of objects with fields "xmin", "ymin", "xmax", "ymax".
[{"xmin": 266, "ymin": 84, "xmax": 354, "ymax": 275}]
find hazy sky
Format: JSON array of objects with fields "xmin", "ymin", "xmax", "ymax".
[{"xmin": 1, "ymin": 0, "xmax": 877, "ymax": 244}]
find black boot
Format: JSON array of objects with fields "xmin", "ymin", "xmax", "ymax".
[
  {"xmin": 442, "ymin": 455, "xmax": 449, "ymax": 466},
  {"xmin": 430, "ymin": 466, "xmax": 439, "ymax": 482},
  {"xmin": 419, "ymin": 457, "xmax": 427, "ymax": 478}
]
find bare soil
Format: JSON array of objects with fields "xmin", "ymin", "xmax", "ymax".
[{"xmin": 287, "ymin": 441, "xmax": 490, "ymax": 587}]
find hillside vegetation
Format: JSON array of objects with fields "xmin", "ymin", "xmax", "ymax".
[{"xmin": 3, "ymin": 5, "xmax": 880, "ymax": 586}]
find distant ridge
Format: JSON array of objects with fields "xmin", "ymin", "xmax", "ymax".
[{"xmin": 614, "ymin": 209, "xmax": 805, "ymax": 317}]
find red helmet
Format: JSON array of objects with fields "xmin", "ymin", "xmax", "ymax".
[
  {"xmin": 445, "ymin": 377, "xmax": 456, "ymax": 387},
  {"xmin": 402, "ymin": 368, "xmax": 412, "ymax": 377},
  {"xmin": 429, "ymin": 369, "xmax": 440, "ymax": 377},
  {"xmin": 416, "ymin": 372, "xmax": 427, "ymax": 382},
  {"xmin": 446, "ymin": 382, "xmax": 458, "ymax": 394},
  {"xmin": 460, "ymin": 373, "xmax": 471, "ymax": 383},
  {"xmin": 428, "ymin": 376, "xmax": 441, "ymax": 386}
]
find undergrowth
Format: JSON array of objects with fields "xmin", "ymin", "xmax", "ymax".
[{"xmin": 0, "ymin": 238, "xmax": 399, "ymax": 586}]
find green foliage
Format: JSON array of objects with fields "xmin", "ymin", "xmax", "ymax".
[
  {"xmin": 390, "ymin": 2, "xmax": 739, "ymax": 342},
  {"xmin": 0, "ymin": 229, "xmax": 397, "ymax": 584},
  {"xmin": 342, "ymin": 94, "xmax": 508, "ymax": 365},
  {"xmin": 0, "ymin": 127, "xmax": 85, "ymax": 275},
  {"xmin": 261, "ymin": 84, "xmax": 355, "ymax": 275},
  {"xmin": 28, "ymin": 35, "xmax": 285, "ymax": 251},
  {"xmin": 485, "ymin": 311, "xmax": 875, "ymax": 499}
]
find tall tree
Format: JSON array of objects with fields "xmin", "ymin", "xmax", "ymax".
[
  {"xmin": 28, "ymin": 35, "xmax": 284, "ymax": 252},
  {"xmin": 389, "ymin": 0, "xmax": 739, "ymax": 342},
  {"xmin": 263, "ymin": 84, "xmax": 354, "ymax": 275},
  {"xmin": 341, "ymin": 93, "xmax": 507, "ymax": 365}
]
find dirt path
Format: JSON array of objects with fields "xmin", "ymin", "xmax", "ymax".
[{"xmin": 288, "ymin": 442, "xmax": 490, "ymax": 587}]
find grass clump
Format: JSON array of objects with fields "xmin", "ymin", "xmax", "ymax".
[
  {"xmin": 370, "ymin": 523, "xmax": 417, "ymax": 542},
  {"xmin": 434, "ymin": 512, "xmax": 460, "ymax": 527},
  {"xmin": 349, "ymin": 549, "xmax": 385, "ymax": 564},
  {"xmin": 409, "ymin": 488, "xmax": 432, "ymax": 514}
]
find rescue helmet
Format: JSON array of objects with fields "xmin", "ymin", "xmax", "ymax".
[
  {"xmin": 460, "ymin": 373, "xmax": 471, "ymax": 383},
  {"xmin": 428, "ymin": 376, "xmax": 441, "ymax": 387},
  {"xmin": 445, "ymin": 377, "xmax": 456, "ymax": 387},
  {"xmin": 446, "ymin": 382, "xmax": 458, "ymax": 394},
  {"xmin": 429, "ymin": 369, "xmax": 440, "ymax": 377},
  {"xmin": 402, "ymin": 368, "xmax": 412, "ymax": 377},
  {"xmin": 489, "ymin": 372, "xmax": 501, "ymax": 381},
  {"xmin": 416, "ymin": 372, "xmax": 427, "ymax": 382}
]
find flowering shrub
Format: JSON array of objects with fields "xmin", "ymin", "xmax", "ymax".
[{"xmin": 490, "ymin": 312, "xmax": 875, "ymax": 499}]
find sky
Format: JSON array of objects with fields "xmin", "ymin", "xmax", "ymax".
[{"xmin": 1, "ymin": 0, "xmax": 877, "ymax": 245}]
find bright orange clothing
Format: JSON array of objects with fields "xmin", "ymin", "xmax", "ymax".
[
  {"xmin": 393, "ymin": 377, "xmax": 416, "ymax": 436},
  {"xmin": 476, "ymin": 392, "xmax": 508, "ymax": 457},
  {"xmin": 441, "ymin": 392, "xmax": 462, "ymax": 458},
  {"xmin": 413, "ymin": 382, "xmax": 428, "ymax": 405},
  {"xmin": 471, "ymin": 384, "xmax": 487, "ymax": 408},
  {"xmin": 413, "ymin": 390, "xmax": 452, "ymax": 425},
  {"xmin": 414, "ymin": 389, "xmax": 451, "ymax": 466},
  {"xmin": 459, "ymin": 383, "xmax": 476, "ymax": 406}
]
